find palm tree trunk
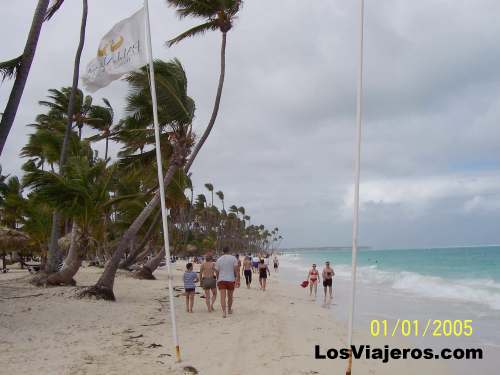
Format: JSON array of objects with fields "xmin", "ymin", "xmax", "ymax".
[
  {"xmin": 0, "ymin": 0, "xmax": 50, "ymax": 156},
  {"xmin": 184, "ymin": 31, "xmax": 227, "ymax": 172},
  {"xmin": 81, "ymin": 31, "xmax": 229, "ymax": 300},
  {"xmin": 47, "ymin": 224, "xmax": 81, "ymax": 285},
  {"xmin": 79, "ymin": 162, "xmax": 180, "ymax": 300},
  {"xmin": 104, "ymin": 136, "xmax": 109, "ymax": 160},
  {"xmin": 45, "ymin": 0, "xmax": 88, "ymax": 275},
  {"xmin": 118, "ymin": 209, "xmax": 160, "ymax": 270},
  {"xmin": 134, "ymin": 247, "xmax": 165, "ymax": 280}
]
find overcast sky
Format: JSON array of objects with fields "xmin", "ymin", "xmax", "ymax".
[{"xmin": 2, "ymin": 0, "xmax": 500, "ymax": 249}]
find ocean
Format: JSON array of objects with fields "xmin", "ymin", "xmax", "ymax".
[{"xmin": 279, "ymin": 246, "xmax": 500, "ymax": 351}]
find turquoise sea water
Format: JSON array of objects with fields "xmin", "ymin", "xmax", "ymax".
[
  {"xmin": 280, "ymin": 246, "xmax": 500, "ymax": 353},
  {"xmin": 282, "ymin": 246, "xmax": 500, "ymax": 311}
]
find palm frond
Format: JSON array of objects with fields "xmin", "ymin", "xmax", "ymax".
[
  {"xmin": 0, "ymin": 55, "xmax": 23, "ymax": 82},
  {"xmin": 167, "ymin": 20, "xmax": 218, "ymax": 47}
]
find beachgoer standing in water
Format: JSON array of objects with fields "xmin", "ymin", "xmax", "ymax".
[
  {"xmin": 258, "ymin": 258, "xmax": 271, "ymax": 291},
  {"xmin": 200, "ymin": 255, "xmax": 217, "ymax": 312},
  {"xmin": 307, "ymin": 264, "xmax": 320, "ymax": 299},
  {"xmin": 215, "ymin": 247, "xmax": 239, "ymax": 318},
  {"xmin": 322, "ymin": 261, "xmax": 335, "ymax": 305},
  {"xmin": 273, "ymin": 256, "xmax": 279, "ymax": 272},
  {"xmin": 183, "ymin": 263, "xmax": 198, "ymax": 313},
  {"xmin": 242, "ymin": 256, "xmax": 253, "ymax": 288}
]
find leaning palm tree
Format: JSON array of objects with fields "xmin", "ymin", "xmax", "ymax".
[
  {"xmin": 80, "ymin": 59, "xmax": 196, "ymax": 300},
  {"xmin": 45, "ymin": 0, "xmax": 89, "ymax": 275},
  {"xmin": 166, "ymin": 0, "xmax": 243, "ymax": 171},
  {"xmin": 204, "ymin": 183, "xmax": 214, "ymax": 206},
  {"xmin": 25, "ymin": 155, "xmax": 132, "ymax": 286},
  {"xmin": 86, "ymin": 98, "xmax": 115, "ymax": 160},
  {"xmin": 0, "ymin": 0, "xmax": 67, "ymax": 156},
  {"xmin": 215, "ymin": 190, "xmax": 225, "ymax": 211},
  {"xmin": 0, "ymin": 0, "xmax": 51, "ymax": 156}
]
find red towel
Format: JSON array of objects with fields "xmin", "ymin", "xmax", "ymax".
[{"xmin": 300, "ymin": 280, "xmax": 309, "ymax": 288}]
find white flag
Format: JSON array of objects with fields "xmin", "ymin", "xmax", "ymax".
[{"xmin": 81, "ymin": 8, "xmax": 147, "ymax": 92}]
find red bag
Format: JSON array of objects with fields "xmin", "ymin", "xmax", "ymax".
[{"xmin": 300, "ymin": 280, "xmax": 309, "ymax": 288}]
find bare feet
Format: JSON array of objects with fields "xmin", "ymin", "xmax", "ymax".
[{"xmin": 228, "ymin": 309, "xmax": 233, "ymax": 315}]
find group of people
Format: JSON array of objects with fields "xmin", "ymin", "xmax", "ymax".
[
  {"xmin": 183, "ymin": 247, "xmax": 279, "ymax": 318},
  {"xmin": 307, "ymin": 261, "xmax": 335, "ymax": 306}
]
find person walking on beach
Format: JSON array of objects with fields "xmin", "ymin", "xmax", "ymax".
[
  {"xmin": 252, "ymin": 255, "xmax": 259, "ymax": 273},
  {"xmin": 183, "ymin": 263, "xmax": 198, "ymax": 313},
  {"xmin": 273, "ymin": 256, "xmax": 279, "ymax": 272},
  {"xmin": 258, "ymin": 258, "xmax": 271, "ymax": 291},
  {"xmin": 242, "ymin": 256, "xmax": 253, "ymax": 288},
  {"xmin": 322, "ymin": 261, "xmax": 335, "ymax": 306},
  {"xmin": 200, "ymin": 255, "xmax": 217, "ymax": 312},
  {"xmin": 307, "ymin": 264, "xmax": 320, "ymax": 299},
  {"xmin": 235, "ymin": 254, "xmax": 242, "ymax": 288},
  {"xmin": 215, "ymin": 247, "xmax": 239, "ymax": 318}
]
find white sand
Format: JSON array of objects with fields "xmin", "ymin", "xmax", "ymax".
[{"xmin": 0, "ymin": 264, "xmax": 450, "ymax": 374}]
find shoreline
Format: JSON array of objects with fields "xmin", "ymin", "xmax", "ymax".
[{"xmin": 1, "ymin": 263, "xmax": 452, "ymax": 374}]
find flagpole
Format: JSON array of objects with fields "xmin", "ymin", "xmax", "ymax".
[
  {"xmin": 346, "ymin": 0, "xmax": 364, "ymax": 374},
  {"xmin": 144, "ymin": 0, "xmax": 181, "ymax": 363}
]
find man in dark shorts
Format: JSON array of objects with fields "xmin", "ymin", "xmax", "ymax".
[
  {"xmin": 322, "ymin": 261, "xmax": 335, "ymax": 306},
  {"xmin": 215, "ymin": 247, "xmax": 239, "ymax": 318}
]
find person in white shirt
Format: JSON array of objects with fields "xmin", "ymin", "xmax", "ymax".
[{"xmin": 215, "ymin": 247, "xmax": 239, "ymax": 318}]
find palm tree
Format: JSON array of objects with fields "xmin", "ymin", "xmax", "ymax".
[
  {"xmin": 86, "ymin": 98, "xmax": 114, "ymax": 160},
  {"xmin": 166, "ymin": 0, "xmax": 243, "ymax": 171},
  {"xmin": 204, "ymin": 183, "xmax": 214, "ymax": 206},
  {"xmin": 38, "ymin": 87, "xmax": 93, "ymax": 140},
  {"xmin": 80, "ymin": 59, "xmax": 196, "ymax": 300},
  {"xmin": 24, "ymin": 155, "xmax": 132, "ymax": 285},
  {"xmin": 45, "ymin": 0, "xmax": 89, "ymax": 275},
  {"xmin": 216, "ymin": 190, "xmax": 224, "ymax": 211},
  {"xmin": 0, "ymin": 0, "xmax": 52, "ymax": 156}
]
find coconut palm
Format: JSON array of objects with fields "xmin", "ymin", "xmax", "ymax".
[
  {"xmin": 166, "ymin": 0, "xmax": 243, "ymax": 171},
  {"xmin": 204, "ymin": 183, "xmax": 214, "ymax": 206},
  {"xmin": 38, "ymin": 87, "xmax": 93, "ymax": 140},
  {"xmin": 80, "ymin": 59, "xmax": 196, "ymax": 300},
  {"xmin": 24, "ymin": 154, "xmax": 136, "ymax": 285},
  {"xmin": 0, "ymin": 0, "xmax": 52, "ymax": 156},
  {"xmin": 216, "ymin": 190, "xmax": 225, "ymax": 211},
  {"xmin": 45, "ymin": 0, "xmax": 89, "ymax": 275},
  {"xmin": 86, "ymin": 98, "xmax": 115, "ymax": 160}
]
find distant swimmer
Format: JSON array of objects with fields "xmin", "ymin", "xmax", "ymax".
[
  {"xmin": 322, "ymin": 261, "xmax": 335, "ymax": 306},
  {"xmin": 307, "ymin": 264, "xmax": 320, "ymax": 299}
]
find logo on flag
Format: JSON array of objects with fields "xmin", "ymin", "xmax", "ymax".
[{"xmin": 82, "ymin": 8, "xmax": 147, "ymax": 92}]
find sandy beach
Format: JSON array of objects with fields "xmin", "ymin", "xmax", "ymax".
[{"xmin": 0, "ymin": 263, "xmax": 452, "ymax": 375}]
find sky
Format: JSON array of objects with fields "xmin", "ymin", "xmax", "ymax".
[{"xmin": 2, "ymin": 0, "xmax": 500, "ymax": 249}]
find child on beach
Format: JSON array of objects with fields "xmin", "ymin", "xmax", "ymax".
[{"xmin": 183, "ymin": 263, "xmax": 198, "ymax": 313}]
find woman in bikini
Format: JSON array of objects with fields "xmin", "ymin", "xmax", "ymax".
[
  {"xmin": 307, "ymin": 264, "xmax": 320, "ymax": 299},
  {"xmin": 200, "ymin": 255, "xmax": 217, "ymax": 312}
]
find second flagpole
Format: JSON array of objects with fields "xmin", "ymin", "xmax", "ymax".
[{"xmin": 144, "ymin": 0, "xmax": 181, "ymax": 363}]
